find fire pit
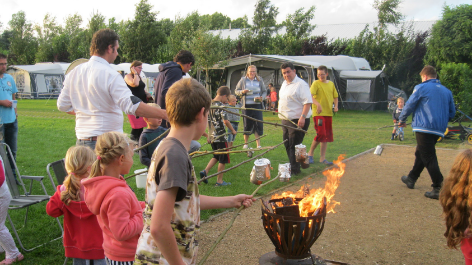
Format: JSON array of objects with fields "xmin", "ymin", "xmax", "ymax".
[
  {"xmin": 261, "ymin": 197, "xmax": 326, "ymax": 259},
  {"xmin": 259, "ymin": 155, "xmax": 349, "ymax": 265}
]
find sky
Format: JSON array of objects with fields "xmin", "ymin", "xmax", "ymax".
[{"xmin": 1, "ymin": 0, "xmax": 469, "ymax": 30}]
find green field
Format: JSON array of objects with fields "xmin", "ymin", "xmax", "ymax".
[{"xmin": 4, "ymin": 99, "xmax": 463, "ymax": 264}]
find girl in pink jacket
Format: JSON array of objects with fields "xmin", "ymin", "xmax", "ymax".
[{"xmin": 83, "ymin": 132, "xmax": 145, "ymax": 264}]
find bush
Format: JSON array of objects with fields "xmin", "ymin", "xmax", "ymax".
[{"xmin": 439, "ymin": 63, "xmax": 472, "ymax": 116}]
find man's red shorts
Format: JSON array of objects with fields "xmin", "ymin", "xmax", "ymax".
[{"xmin": 313, "ymin": 116, "xmax": 333, "ymax": 142}]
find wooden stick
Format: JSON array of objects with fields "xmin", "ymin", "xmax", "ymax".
[
  {"xmin": 124, "ymin": 170, "xmax": 148, "ymax": 181},
  {"xmin": 198, "ymin": 131, "xmax": 252, "ymax": 150},
  {"xmin": 198, "ymin": 140, "xmax": 287, "ymax": 184},
  {"xmin": 192, "ymin": 146, "xmax": 274, "ymax": 157},
  {"xmin": 219, "ymin": 105, "xmax": 298, "ymax": 128},
  {"xmin": 133, "ymin": 129, "xmax": 170, "ymax": 152},
  {"xmin": 189, "ymin": 134, "xmax": 268, "ymax": 157},
  {"xmin": 197, "ymin": 175, "xmax": 281, "ymax": 265},
  {"xmin": 377, "ymin": 123, "xmax": 411, "ymax": 129},
  {"xmin": 212, "ymin": 106, "xmax": 307, "ymax": 133}
]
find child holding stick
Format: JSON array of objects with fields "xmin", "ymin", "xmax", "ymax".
[
  {"xmin": 200, "ymin": 86, "xmax": 236, "ymax": 186},
  {"xmin": 440, "ymin": 149, "xmax": 472, "ymax": 265},
  {"xmin": 82, "ymin": 132, "xmax": 145, "ymax": 264},
  {"xmin": 46, "ymin": 146, "xmax": 105, "ymax": 264},
  {"xmin": 134, "ymin": 78, "xmax": 254, "ymax": 265},
  {"xmin": 226, "ymin": 95, "xmax": 241, "ymax": 149}
]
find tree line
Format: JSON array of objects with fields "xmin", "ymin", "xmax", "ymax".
[{"xmin": 0, "ymin": 0, "xmax": 471, "ymax": 109}]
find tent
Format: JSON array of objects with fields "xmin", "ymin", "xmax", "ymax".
[
  {"xmin": 212, "ymin": 54, "xmax": 389, "ymax": 111},
  {"xmin": 7, "ymin": 63, "xmax": 70, "ymax": 99}
]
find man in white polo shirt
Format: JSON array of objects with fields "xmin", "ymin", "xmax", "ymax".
[
  {"xmin": 278, "ymin": 62, "xmax": 312, "ymax": 175},
  {"xmin": 58, "ymin": 29, "xmax": 167, "ymax": 149}
]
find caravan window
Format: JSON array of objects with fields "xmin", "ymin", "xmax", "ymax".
[{"xmin": 346, "ymin": 79, "xmax": 371, "ymax": 102}]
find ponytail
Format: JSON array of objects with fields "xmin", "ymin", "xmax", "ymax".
[{"xmin": 61, "ymin": 146, "xmax": 95, "ymax": 204}]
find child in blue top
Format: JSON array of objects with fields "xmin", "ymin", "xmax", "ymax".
[
  {"xmin": 391, "ymin": 97, "xmax": 405, "ymax": 140},
  {"xmin": 139, "ymin": 103, "xmax": 168, "ymax": 168}
]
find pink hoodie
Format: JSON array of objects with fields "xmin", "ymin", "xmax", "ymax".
[{"xmin": 82, "ymin": 176, "xmax": 145, "ymax": 262}]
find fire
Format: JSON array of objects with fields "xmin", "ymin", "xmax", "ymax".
[{"xmin": 271, "ymin": 154, "xmax": 346, "ymax": 217}]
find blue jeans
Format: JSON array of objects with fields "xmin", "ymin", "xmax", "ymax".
[
  {"xmin": 227, "ymin": 122, "xmax": 239, "ymax": 142},
  {"xmin": 1, "ymin": 119, "xmax": 18, "ymax": 180},
  {"xmin": 76, "ymin": 139, "xmax": 97, "ymax": 150}
]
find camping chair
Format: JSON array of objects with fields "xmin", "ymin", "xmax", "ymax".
[
  {"xmin": 0, "ymin": 143, "xmax": 63, "ymax": 252},
  {"xmin": 46, "ymin": 159, "xmax": 67, "ymax": 188}
]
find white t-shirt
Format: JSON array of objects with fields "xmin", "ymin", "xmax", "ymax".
[
  {"xmin": 58, "ymin": 56, "xmax": 139, "ymax": 139},
  {"xmin": 278, "ymin": 76, "xmax": 313, "ymax": 120}
]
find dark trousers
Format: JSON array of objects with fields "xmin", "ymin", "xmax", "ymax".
[
  {"xmin": 408, "ymin": 132, "xmax": 443, "ymax": 188},
  {"xmin": 282, "ymin": 119, "xmax": 310, "ymax": 174}
]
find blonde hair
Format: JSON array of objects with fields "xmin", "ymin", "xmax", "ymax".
[
  {"xmin": 440, "ymin": 149, "xmax": 472, "ymax": 249},
  {"xmin": 89, "ymin": 132, "xmax": 135, "ymax": 179},
  {"xmin": 228, "ymin": 95, "xmax": 237, "ymax": 101},
  {"xmin": 396, "ymin": 97, "xmax": 404, "ymax": 103},
  {"xmin": 166, "ymin": 78, "xmax": 211, "ymax": 126},
  {"xmin": 147, "ymin": 103, "xmax": 161, "ymax": 109},
  {"xmin": 61, "ymin": 146, "xmax": 95, "ymax": 205},
  {"xmin": 246, "ymin": 65, "xmax": 261, "ymax": 82}
]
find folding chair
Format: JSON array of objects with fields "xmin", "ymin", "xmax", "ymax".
[
  {"xmin": 46, "ymin": 159, "xmax": 67, "ymax": 188},
  {"xmin": 0, "ymin": 143, "xmax": 63, "ymax": 252},
  {"xmin": 46, "ymin": 159, "xmax": 70, "ymax": 265}
]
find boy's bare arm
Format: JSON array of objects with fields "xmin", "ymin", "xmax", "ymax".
[
  {"xmin": 334, "ymin": 97, "xmax": 338, "ymax": 112},
  {"xmin": 224, "ymin": 120, "xmax": 237, "ymax": 134},
  {"xmin": 200, "ymin": 194, "xmax": 255, "ymax": 210},
  {"xmin": 150, "ymin": 188, "xmax": 186, "ymax": 265}
]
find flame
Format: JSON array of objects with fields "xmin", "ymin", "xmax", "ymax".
[{"xmin": 271, "ymin": 154, "xmax": 345, "ymax": 217}]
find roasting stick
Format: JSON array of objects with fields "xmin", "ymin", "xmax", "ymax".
[
  {"xmin": 198, "ymin": 175, "xmax": 281, "ymax": 265},
  {"xmin": 133, "ymin": 128, "xmax": 170, "ymax": 152},
  {"xmin": 198, "ymin": 140, "xmax": 287, "ymax": 184},
  {"xmin": 190, "ymin": 134, "xmax": 268, "ymax": 158},
  {"xmin": 218, "ymin": 105, "xmax": 299, "ymax": 128}
]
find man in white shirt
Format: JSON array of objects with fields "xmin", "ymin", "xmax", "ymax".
[
  {"xmin": 278, "ymin": 62, "xmax": 313, "ymax": 175},
  {"xmin": 58, "ymin": 29, "xmax": 167, "ymax": 149}
]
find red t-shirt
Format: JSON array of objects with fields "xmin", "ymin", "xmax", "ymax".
[
  {"xmin": 462, "ymin": 237, "xmax": 472, "ymax": 265},
  {"xmin": 270, "ymin": 91, "xmax": 277, "ymax": 102}
]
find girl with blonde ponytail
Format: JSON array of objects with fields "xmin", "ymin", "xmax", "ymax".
[
  {"xmin": 46, "ymin": 146, "xmax": 105, "ymax": 264},
  {"xmin": 82, "ymin": 132, "xmax": 145, "ymax": 264}
]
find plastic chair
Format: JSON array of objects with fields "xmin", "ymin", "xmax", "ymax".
[
  {"xmin": 46, "ymin": 159, "xmax": 67, "ymax": 188},
  {"xmin": 0, "ymin": 143, "xmax": 63, "ymax": 252}
]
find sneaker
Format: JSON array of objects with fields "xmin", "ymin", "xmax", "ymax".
[
  {"xmin": 308, "ymin": 156, "xmax": 314, "ymax": 164},
  {"xmin": 320, "ymin": 159, "xmax": 333, "ymax": 166},
  {"xmin": 0, "ymin": 253, "xmax": 24, "ymax": 264},
  {"xmin": 401, "ymin": 175, "xmax": 415, "ymax": 189},
  {"xmin": 257, "ymin": 146, "xmax": 262, "ymax": 149},
  {"xmin": 215, "ymin": 181, "xmax": 231, "ymax": 187},
  {"xmin": 243, "ymin": 144, "xmax": 249, "ymax": 149},
  {"xmin": 199, "ymin": 170, "xmax": 208, "ymax": 184},
  {"xmin": 424, "ymin": 187, "xmax": 441, "ymax": 200}
]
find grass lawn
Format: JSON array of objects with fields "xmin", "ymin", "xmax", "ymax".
[{"xmin": 5, "ymin": 99, "xmax": 463, "ymax": 264}]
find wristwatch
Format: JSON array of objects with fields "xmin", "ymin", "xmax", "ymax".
[{"xmin": 301, "ymin": 114, "xmax": 306, "ymax": 118}]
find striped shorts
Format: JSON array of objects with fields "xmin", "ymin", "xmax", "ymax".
[{"xmin": 105, "ymin": 257, "xmax": 133, "ymax": 265}]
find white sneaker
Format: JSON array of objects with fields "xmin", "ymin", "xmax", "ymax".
[
  {"xmin": 257, "ymin": 146, "xmax": 262, "ymax": 149},
  {"xmin": 243, "ymin": 144, "xmax": 249, "ymax": 149}
]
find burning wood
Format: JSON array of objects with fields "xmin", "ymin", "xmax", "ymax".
[{"xmin": 271, "ymin": 154, "xmax": 346, "ymax": 216}]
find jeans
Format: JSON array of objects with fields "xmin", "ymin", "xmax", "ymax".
[
  {"xmin": 243, "ymin": 104, "xmax": 263, "ymax": 136},
  {"xmin": 1, "ymin": 119, "xmax": 18, "ymax": 180},
  {"xmin": 227, "ymin": 122, "xmax": 239, "ymax": 142},
  {"xmin": 76, "ymin": 139, "xmax": 97, "ymax": 150},
  {"xmin": 282, "ymin": 119, "xmax": 310, "ymax": 174},
  {"xmin": 189, "ymin": 140, "xmax": 201, "ymax": 154},
  {"xmin": 408, "ymin": 132, "xmax": 443, "ymax": 188}
]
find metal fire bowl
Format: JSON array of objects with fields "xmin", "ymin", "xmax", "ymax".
[{"xmin": 261, "ymin": 199, "xmax": 326, "ymax": 260}]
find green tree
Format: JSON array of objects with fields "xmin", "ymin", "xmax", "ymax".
[
  {"xmin": 0, "ymin": 30, "xmax": 12, "ymax": 53},
  {"xmin": 8, "ymin": 11, "xmax": 37, "ymax": 64},
  {"xmin": 439, "ymin": 63, "xmax": 472, "ymax": 115},
  {"xmin": 373, "ymin": 0, "xmax": 403, "ymax": 27},
  {"xmin": 231, "ymin": 15, "xmax": 249, "ymax": 29},
  {"xmin": 200, "ymin": 12, "xmax": 231, "ymax": 30},
  {"xmin": 188, "ymin": 29, "xmax": 233, "ymax": 93},
  {"xmin": 34, "ymin": 14, "xmax": 62, "ymax": 62},
  {"xmin": 425, "ymin": 4, "xmax": 472, "ymax": 68},
  {"xmin": 65, "ymin": 14, "xmax": 88, "ymax": 61},
  {"xmin": 168, "ymin": 11, "xmax": 202, "ymax": 57},
  {"xmin": 120, "ymin": 0, "xmax": 166, "ymax": 63},
  {"xmin": 283, "ymin": 6, "xmax": 316, "ymax": 39},
  {"xmin": 239, "ymin": 0, "xmax": 279, "ymax": 54}
]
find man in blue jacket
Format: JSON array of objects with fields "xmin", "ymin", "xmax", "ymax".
[
  {"xmin": 153, "ymin": 50, "xmax": 194, "ymax": 128},
  {"xmin": 398, "ymin": 65, "xmax": 455, "ymax": 200}
]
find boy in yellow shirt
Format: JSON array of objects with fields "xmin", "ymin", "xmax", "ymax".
[{"xmin": 308, "ymin": 65, "xmax": 338, "ymax": 166}]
